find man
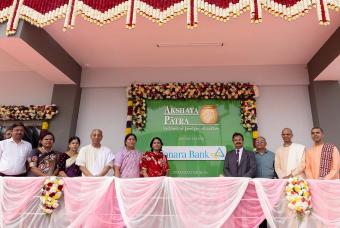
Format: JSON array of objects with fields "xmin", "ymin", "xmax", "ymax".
[
  {"xmin": 76, "ymin": 129, "xmax": 115, "ymax": 176},
  {"xmin": 254, "ymin": 136, "xmax": 276, "ymax": 228},
  {"xmin": 0, "ymin": 123, "xmax": 32, "ymax": 176},
  {"xmin": 224, "ymin": 132, "xmax": 256, "ymax": 177},
  {"xmin": 275, "ymin": 128, "xmax": 305, "ymax": 179},
  {"xmin": 305, "ymin": 127, "xmax": 340, "ymax": 180},
  {"xmin": 255, "ymin": 136, "xmax": 276, "ymax": 179}
]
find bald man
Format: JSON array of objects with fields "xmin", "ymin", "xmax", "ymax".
[
  {"xmin": 275, "ymin": 128, "xmax": 306, "ymax": 179},
  {"xmin": 76, "ymin": 129, "xmax": 115, "ymax": 176},
  {"xmin": 255, "ymin": 136, "xmax": 276, "ymax": 179}
]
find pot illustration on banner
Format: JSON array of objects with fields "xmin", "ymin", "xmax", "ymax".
[{"xmin": 199, "ymin": 105, "xmax": 218, "ymax": 124}]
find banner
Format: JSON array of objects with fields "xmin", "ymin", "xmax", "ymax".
[{"xmin": 133, "ymin": 99, "xmax": 253, "ymax": 177}]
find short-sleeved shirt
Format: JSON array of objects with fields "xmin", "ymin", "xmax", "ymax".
[{"xmin": 0, "ymin": 138, "xmax": 32, "ymax": 175}]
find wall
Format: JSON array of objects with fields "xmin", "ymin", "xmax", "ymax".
[
  {"xmin": 0, "ymin": 67, "xmax": 314, "ymax": 152},
  {"xmin": 81, "ymin": 65, "xmax": 309, "ymax": 87},
  {"xmin": 76, "ymin": 88, "xmax": 127, "ymax": 154},
  {"xmin": 257, "ymin": 85, "xmax": 313, "ymax": 150},
  {"xmin": 0, "ymin": 71, "xmax": 53, "ymax": 105},
  {"xmin": 77, "ymin": 65, "xmax": 314, "ymax": 152},
  {"xmin": 76, "ymin": 85, "xmax": 314, "ymax": 153},
  {"xmin": 308, "ymin": 81, "xmax": 340, "ymax": 148}
]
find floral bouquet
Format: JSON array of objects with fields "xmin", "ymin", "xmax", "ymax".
[
  {"xmin": 286, "ymin": 177, "xmax": 312, "ymax": 216},
  {"xmin": 40, "ymin": 176, "xmax": 64, "ymax": 214}
]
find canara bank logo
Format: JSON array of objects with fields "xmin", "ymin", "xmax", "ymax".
[{"xmin": 210, "ymin": 147, "xmax": 225, "ymax": 159}]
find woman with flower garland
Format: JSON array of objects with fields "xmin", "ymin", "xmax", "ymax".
[
  {"xmin": 57, "ymin": 136, "xmax": 82, "ymax": 177},
  {"xmin": 27, "ymin": 132, "xmax": 59, "ymax": 176},
  {"xmin": 140, "ymin": 137, "xmax": 170, "ymax": 177},
  {"xmin": 114, "ymin": 133, "xmax": 141, "ymax": 178}
]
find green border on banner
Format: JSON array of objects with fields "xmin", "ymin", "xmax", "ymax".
[{"xmin": 133, "ymin": 99, "xmax": 253, "ymax": 177}]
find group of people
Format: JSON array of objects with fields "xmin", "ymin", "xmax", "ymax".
[
  {"xmin": 0, "ymin": 123, "xmax": 170, "ymax": 178},
  {"xmin": 224, "ymin": 127, "xmax": 340, "ymax": 180},
  {"xmin": 1, "ymin": 123, "xmax": 339, "ymax": 181}
]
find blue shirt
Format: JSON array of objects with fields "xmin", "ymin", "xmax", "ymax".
[{"xmin": 255, "ymin": 150, "xmax": 276, "ymax": 178}]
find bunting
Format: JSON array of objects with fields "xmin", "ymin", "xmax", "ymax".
[{"xmin": 0, "ymin": 0, "xmax": 338, "ymax": 35}]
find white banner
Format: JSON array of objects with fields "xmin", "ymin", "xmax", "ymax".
[{"xmin": 163, "ymin": 146, "xmax": 226, "ymax": 160}]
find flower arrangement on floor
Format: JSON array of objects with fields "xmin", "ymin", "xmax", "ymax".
[
  {"xmin": 126, "ymin": 82, "xmax": 258, "ymax": 143},
  {"xmin": 286, "ymin": 177, "xmax": 312, "ymax": 216},
  {"xmin": 0, "ymin": 104, "xmax": 58, "ymax": 121},
  {"xmin": 40, "ymin": 176, "xmax": 64, "ymax": 214}
]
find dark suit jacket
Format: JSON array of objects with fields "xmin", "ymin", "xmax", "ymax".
[{"xmin": 224, "ymin": 148, "xmax": 256, "ymax": 177}]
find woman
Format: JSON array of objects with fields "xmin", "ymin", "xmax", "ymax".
[
  {"xmin": 114, "ymin": 133, "xmax": 141, "ymax": 178},
  {"xmin": 57, "ymin": 136, "xmax": 82, "ymax": 177},
  {"xmin": 27, "ymin": 132, "xmax": 59, "ymax": 176},
  {"xmin": 3, "ymin": 127, "xmax": 13, "ymax": 140},
  {"xmin": 140, "ymin": 137, "xmax": 170, "ymax": 177}
]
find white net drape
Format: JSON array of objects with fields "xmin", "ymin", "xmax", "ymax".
[
  {"xmin": 1, "ymin": 177, "xmax": 340, "ymax": 228},
  {"xmin": 115, "ymin": 177, "xmax": 249, "ymax": 228},
  {"xmin": 254, "ymin": 179, "xmax": 340, "ymax": 228}
]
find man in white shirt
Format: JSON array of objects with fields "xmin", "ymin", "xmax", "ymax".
[
  {"xmin": 275, "ymin": 128, "xmax": 306, "ymax": 179},
  {"xmin": 0, "ymin": 123, "xmax": 32, "ymax": 176},
  {"xmin": 76, "ymin": 129, "xmax": 115, "ymax": 176}
]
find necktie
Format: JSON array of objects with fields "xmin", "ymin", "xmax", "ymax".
[{"xmin": 236, "ymin": 149, "xmax": 239, "ymax": 165}]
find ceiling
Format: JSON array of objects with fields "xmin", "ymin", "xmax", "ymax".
[
  {"xmin": 0, "ymin": 9, "xmax": 339, "ymax": 82},
  {"xmin": 44, "ymin": 10, "xmax": 340, "ymax": 68},
  {"xmin": 316, "ymin": 55, "xmax": 340, "ymax": 81},
  {"xmin": 0, "ymin": 49, "xmax": 31, "ymax": 71}
]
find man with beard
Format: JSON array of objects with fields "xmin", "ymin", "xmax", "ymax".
[
  {"xmin": 305, "ymin": 127, "xmax": 340, "ymax": 180},
  {"xmin": 224, "ymin": 132, "xmax": 256, "ymax": 177},
  {"xmin": 0, "ymin": 123, "xmax": 32, "ymax": 176}
]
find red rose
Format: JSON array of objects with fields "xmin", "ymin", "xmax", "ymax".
[
  {"xmin": 58, "ymin": 185, "xmax": 63, "ymax": 191},
  {"xmin": 47, "ymin": 183, "xmax": 53, "ymax": 187},
  {"xmin": 49, "ymin": 192, "xmax": 55, "ymax": 197}
]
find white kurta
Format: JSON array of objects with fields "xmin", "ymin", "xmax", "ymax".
[
  {"xmin": 76, "ymin": 144, "xmax": 115, "ymax": 176},
  {"xmin": 274, "ymin": 143, "xmax": 306, "ymax": 179}
]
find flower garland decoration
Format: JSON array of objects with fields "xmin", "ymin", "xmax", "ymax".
[
  {"xmin": 127, "ymin": 82, "xmax": 258, "ymax": 141},
  {"xmin": 40, "ymin": 176, "xmax": 64, "ymax": 214},
  {"xmin": 0, "ymin": 0, "xmax": 339, "ymax": 35},
  {"xmin": 286, "ymin": 177, "xmax": 312, "ymax": 216},
  {"xmin": 0, "ymin": 104, "xmax": 58, "ymax": 121}
]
